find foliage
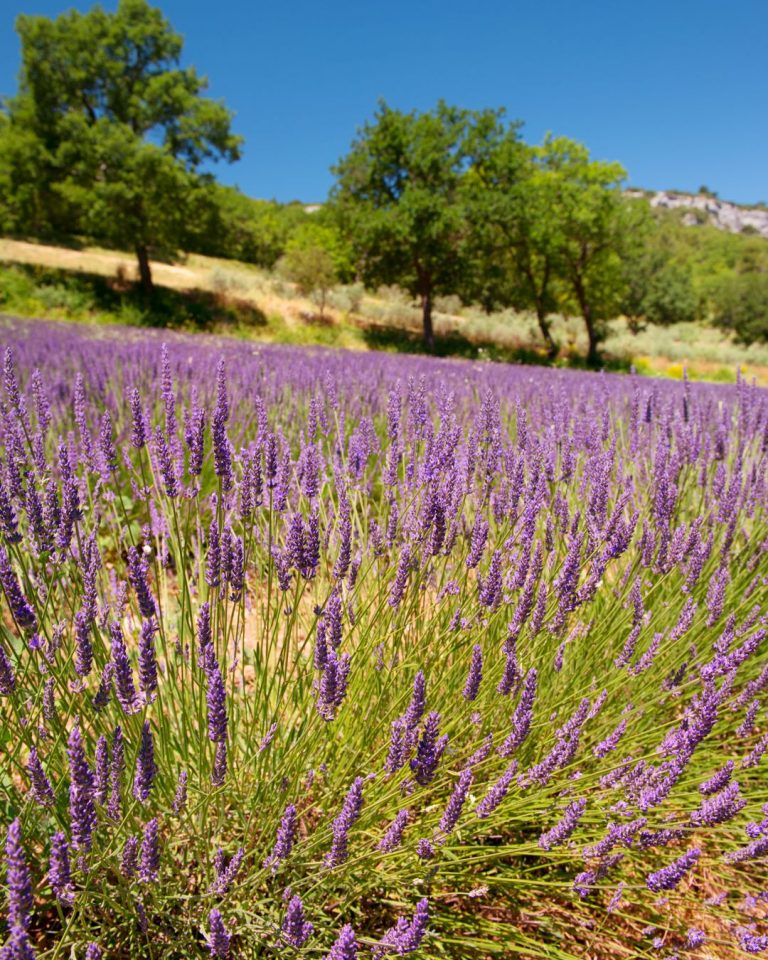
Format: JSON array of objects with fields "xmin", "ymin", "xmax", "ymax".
[
  {"xmin": 711, "ymin": 271, "xmax": 768, "ymax": 342},
  {"xmin": 331, "ymin": 100, "xmax": 510, "ymax": 349},
  {"xmin": 278, "ymin": 245, "xmax": 337, "ymax": 317},
  {"xmin": 2, "ymin": 0, "xmax": 240, "ymax": 290}
]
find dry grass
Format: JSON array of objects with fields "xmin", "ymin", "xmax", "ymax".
[{"xmin": 3, "ymin": 237, "xmax": 768, "ymax": 384}]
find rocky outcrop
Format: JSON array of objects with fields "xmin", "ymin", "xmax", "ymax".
[{"xmin": 626, "ymin": 190, "xmax": 768, "ymax": 238}]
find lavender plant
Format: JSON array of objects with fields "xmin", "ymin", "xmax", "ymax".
[{"xmin": 0, "ymin": 316, "xmax": 767, "ymax": 958}]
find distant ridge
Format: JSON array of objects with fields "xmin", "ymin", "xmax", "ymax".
[{"xmin": 627, "ymin": 190, "xmax": 768, "ymax": 238}]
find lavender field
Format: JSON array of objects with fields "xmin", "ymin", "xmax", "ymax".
[{"xmin": 1, "ymin": 316, "xmax": 767, "ymax": 959}]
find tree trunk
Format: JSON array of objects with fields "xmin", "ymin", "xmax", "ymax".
[
  {"xmin": 136, "ymin": 244, "xmax": 153, "ymax": 296},
  {"xmin": 535, "ymin": 303, "xmax": 558, "ymax": 361},
  {"xmin": 573, "ymin": 279, "xmax": 600, "ymax": 366},
  {"xmin": 421, "ymin": 289, "xmax": 434, "ymax": 352}
]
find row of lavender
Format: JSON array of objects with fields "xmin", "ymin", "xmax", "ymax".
[{"xmin": 0, "ymin": 316, "xmax": 767, "ymax": 959}]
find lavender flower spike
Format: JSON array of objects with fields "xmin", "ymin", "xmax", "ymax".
[
  {"xmin": 324, "ymin": 924, "xmax": 358, "ymax": 960},
  {"xmin": 133, "ymin": 720, "xmax": 157, "ymax": 803},
  {"xmin": 462, "ymin": 645, "xmax": 483, "ymax": 701},
  {"xmin": 208, "ymin": 908, "xmax": 231, "ymax": 958},
  {"xmin": 6, "ymin": 818, "xmax": 33, "ymax": 931},
  {"xmin": 325, "ymin": 777, "xmax": 364, "ymax": 868},
  {"xmin": 139, "ymin": 818, "xmax": 160, "ymax": 883},
  {"xmin": 68, "ymin": 723, "xmax": 96, "ymax": 853},
  {"xmin": 439, "ymin": 769, "xmax": 473, "ymax": 837},
  {"xmin": 49, "ymin": 832, "xmax": 74, "ymax": 905},
  {"xmin": 263, "ymin": 803, "xmax": 297, "ymax": 872},
  {"xmin": 538, "ymin": 798, "xmax": 587, "ymax": 850},
  {"xmin": 86, "ymin": 944, "xmax": 103, "ymax": 960},
  {"xmin": 282, "ymin": 894, "xmax": 314, "ymax": 948},
  {"xmin": 378, "ymin": 809, "xmax": 410, "ymax": 853},
  {"xmin": 646, "ymin": 848, "xmax": 701, "ymax": 892},
  {"xmin": 375, "ymin": 898, "xmax": 429, "ymax": 957},
  {"xmin": 27, "ymin": 747, "xmax": 55, "ymax": 807}
]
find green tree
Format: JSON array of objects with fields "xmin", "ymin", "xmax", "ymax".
[
  {"xmin": 537, "ymin": 138, "xmax": 632, "ymax": 365},
  {"xmin": 331, "ymin": 101, "xmax": 507, "ymax": 350},
  {"xmin": 278, "ymin": 246, "xmax": 337, "ymax": 318},
  {"xmin": 711, "ymin": 272, "xmax": 768, "ymax": 343},
  {"xmin": 5, "ymin": 0, "xmax": 241, "ymax": 292},
  {"xmin": 462, "ymin": 135, "xmax": 563, "ymax": 359}
]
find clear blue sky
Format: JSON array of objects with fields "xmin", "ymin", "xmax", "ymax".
[{"xmin": 1, "ymin": 0, "xmax": 766, "ymax": 204}]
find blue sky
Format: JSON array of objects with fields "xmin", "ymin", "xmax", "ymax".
[{"xmin": 1, "ymin": 0, "xmax": 766, "ymax": 204}]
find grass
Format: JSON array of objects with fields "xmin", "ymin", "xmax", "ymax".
[{"xmin": 2, "ymin": 237, "xmax": 768, "ymax": 383}]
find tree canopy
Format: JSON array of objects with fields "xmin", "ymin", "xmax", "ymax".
[
  {"xmin": 331, "ymin": 101, "xmax": 512, "ymax": 349},
  {"xmin": 3, "ymin": 0, "xmax": 241, "ymax": 291}
]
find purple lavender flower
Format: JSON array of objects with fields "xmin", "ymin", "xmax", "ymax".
[
  {"xmin": 498, "ymin": 668, "xmax": 537, "ymax": 757},
  {"xmin": 645, "ymin": 848, "xmax": 700, "ymax": 892},
  {"xmin": 68, "ymin": 724, "xmax": 96, "ymax": 852},
  {"xmin": 282, "ymin": 894, "xmax": 314, "ymax": 948},
  {"xmin": 127, "ymin": 546, "xmax": 157, "ymax": 619},
  {"xmin": 110, "ymin": 621, "xmax": 139, "ymax": 714},
  {"xmin": 49, "ymin": 831, "xmax": 74, "ymax": 904},
  {"xmin": 316, "ymin": 650, "xmax": 351, "ymax": 721},
  {"xmin": 462, "ymin": 645, "xmax": 483, "ymax": 701},
  {"xmin": 700, "ymin": 760, "xmax": 734, "ymax": 795},
  {"xmin": 323, "ymin": 924, "xmax": 358, "ymax": 960},
  {"xmin": 211, "ymin": 847, "xmax": 244, "ymax": 895},
  {"xmin": 27, "ymin": 747, "xmax": 55, "ymax": 807},
  {"xmin": 690, "ymin": 780, "xmax": 746, "ymax": 827},
  {"xmin": 384, "ymin": 719, "xmax": 410, "ymax": 775},
  {"xmin": 475, "ymin": 761, "xmax": 518, "ymax": 819},
  {"xmin": 211, "ymin": 741, "xmax": 228, "ymax": 786},
  {"xmin": 478, "ymin": 550, "xmax": 502, "ymax": 609},
  {"xmin": 6, "ymin": 819, "xmax": 33, "ymax": 931},
  {"xmin": 138, "ymin": 619, "xmax": 158, "ymax": 700},
  {"xmin": 73, "ymin": 610, "xmax": 93, "ymax": 679},
  {"xmin": 686, "ymin": 929, "xmax": 705, "ymax": 948},
  {"xmin": 403, "ymin": 671, "xmax": 426, "ymax": 731},
  {"xmin": 172, "ymin": 770, "xmax": 188, "ymax": 814},
  {"xmin": 154, "ymin": 428, "xmax": 178, "ymax": 498},
  {"xmin": 133, "ymin": 720, "xmax": 156, "ymax": 803},
  {"xmin": 0, "ymin": 546, "xmax": 37, "ymax": 632},
  {"xmin": 129, "ymin": 388, "xmax": 147, "ymax": 448},
  {"xmin": 538, "ymin": 798, "xmax": 587, "ymax": 850},
  {"xmin": 410, "ymin": 712, "xmax": 447, "ymax": 786},
  {"xmin": 325, "ymin": 777, "xmax": 364, "ymax": 868},
  {"xmin": 121, "ymin": 836, "xmax": 139, "ymax": 878},
  {"xmin": 205, "ymin": 647, "xmax": 228, "ymax": 743},
  {"xmin": 593, "ymin": 719, "xmax": 627, "ymax": 759},
  {"xmin": 139, "ymin": 819, "xmax": 160, "ymax": 883},
  {"xmin": 389, "ymin": 545, "xmax": 412, "ymax": 609},
  {"xmin": 439, "ymin": 769, "xmax": 473, "ymax": 836},
  {"xmin": 263, "ymin": 803, "xmax": 297, "ymax": 872},
  {"xmin": 416, "ymin": 838, "xmax": 434, "ymax": 860},
  {"xmin": 208, "ymin": 908, "xmax": 231, "ymax": 957},
  {"xmin": 378, "ymin": 809, "xmax": 410, "ymax": 853},
  {"xmin": 85, "ymin": 944, "xmax": 103, "ymax": 960},
  {"xmin": 375, "ymin": 898, "xmax": 429, "ymax": 956},
  {"xmin": 0, "ymin": 643, "xmax": 16, "ymax": 695}
]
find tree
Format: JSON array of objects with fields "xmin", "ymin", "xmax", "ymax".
[
  {"xmin": 537, "ymin": 138, "xmax": 631, "ymax": 365},
  {"xmin": 711, "ymin": 272, "xmax": 768, "ymax": 343},
  {"xmin": 5, "ymin": 0, "xmax": 241, "ymax": 292},
  {"xmin": 462, "ymin": 134, "xmax": 563, "ymax": 359},
  {"xmin": 278, "ymin": 246, "xmax": 337, "ymax": 318},
  {"xmin": 331, "ymin": 101, "xmax": 507, "ymax": 350}
]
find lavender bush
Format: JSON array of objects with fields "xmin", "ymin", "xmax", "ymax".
[{"xmin": 1, "ymin": 316, "xmax": 767, "ymax": 958}]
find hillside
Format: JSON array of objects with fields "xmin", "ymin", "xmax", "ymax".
[{"xmin": 627, "ymin": 189, "xmax": 768, "ymax": 238}]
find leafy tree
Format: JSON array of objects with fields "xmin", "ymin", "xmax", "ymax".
[
  {"xmin": 537, "ymin": 138, "xmax": 632, "ymax": 365},
  {"xmin": 5, "ymin": 0, "xmax": 241, "ymax": 292},
  {"xmin": 278, "ymin": 246, "xmax": 337, "ymax": 318},
  {"xmin": 331, "ymin": 101, "xmax": 507, "ymax": 350},
  {"xmin": 462, "ymin": 135, "xmax": 564, "ymax": 358},
  {"xmin": 711, "ymin": 272, "xmax": 768, "ymax": 343}
]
